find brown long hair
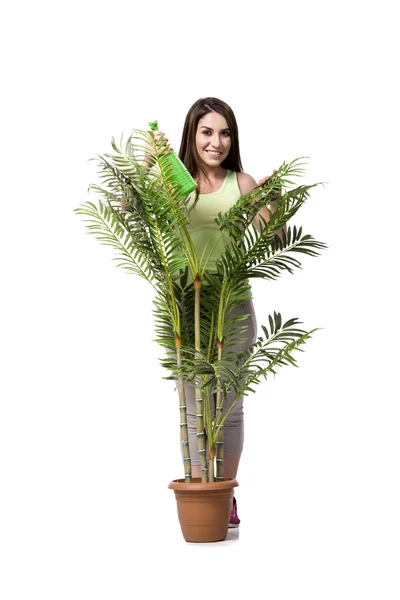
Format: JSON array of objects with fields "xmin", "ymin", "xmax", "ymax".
[{"xmin": 178, "ymin": 97, "xmax": 243, "ymax": 187}]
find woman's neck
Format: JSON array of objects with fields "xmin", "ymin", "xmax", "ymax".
[
  {"xmin": 196, "ymin": 166, "xmax": 227, "ymax": 188},
  {"xmin": 196, "ymin": 167, "xmax": 228, "ymax": 195}
]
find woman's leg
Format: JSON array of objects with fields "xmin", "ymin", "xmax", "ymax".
[
  {"xmin": 217, "ymin": 300, "xmax": 257, "ymax": 479},
  {"xmin": 222, "ymin": 457, "xmax": 241, "ymax": 479}
]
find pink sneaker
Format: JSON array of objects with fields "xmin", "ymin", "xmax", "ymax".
[{"xmin": 229, "ymin": 496, "xmax": 240, "ymax": 528}]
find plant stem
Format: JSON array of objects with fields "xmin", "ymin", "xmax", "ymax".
[
  {"xmin": 214, "ymin": 279, "xmax": 231, "ymax": 480},
  {"xmin": 208, "ymin": 444, "xmax": 215, "ymax": 482},
  {"xmin": 193, "ymin": 273, "xmax": 208, "ymax": 482},
  {"xmin": 215, "ymin": 342, "xmax": 224, "ymax": 481},
  {"xmin": 176, "ymin": 337, "xmax": 191, "ymax": 482}
]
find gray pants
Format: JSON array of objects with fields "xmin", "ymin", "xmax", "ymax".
[{"xmin": 181, "ymin": 300, "xmax": 258, "ymax": 466}]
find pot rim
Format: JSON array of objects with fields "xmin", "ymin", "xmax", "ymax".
[{"xmin": 168, "ymin": 477, "xmax": 238, "ymax": 491}]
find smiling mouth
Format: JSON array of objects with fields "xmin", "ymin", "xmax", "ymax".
[{"xmin": 206, "ymin": 151, "xmax": 222, "ymax": 156}]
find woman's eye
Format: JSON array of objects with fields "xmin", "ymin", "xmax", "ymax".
[{"xmin": 202, "ymin": 131, "xmax": 230, "ymax": 136}]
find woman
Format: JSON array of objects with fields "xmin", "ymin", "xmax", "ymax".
[{"xmin": 152, "ymin": 97, "xmax": 280, "ymax": 527}]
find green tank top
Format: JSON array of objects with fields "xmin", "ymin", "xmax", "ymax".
[{"xmin": 185, "ymin": 169, "xmax": 252, "ymax": 300}]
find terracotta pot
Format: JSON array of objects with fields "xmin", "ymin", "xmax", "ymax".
[{"xmin": 168, "ymin": 477, "xmax": 238, "ymax": 543}]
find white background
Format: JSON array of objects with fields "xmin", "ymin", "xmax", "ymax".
[{"xmin": 1, "ymin": 0, "xmax": 399, "ymax": 598}]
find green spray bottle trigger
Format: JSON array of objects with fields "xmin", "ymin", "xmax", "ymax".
[{"xmin": 148, "ymin": 119, "xmax": 197, "ymax": 197}]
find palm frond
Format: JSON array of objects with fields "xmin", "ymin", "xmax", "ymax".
[
  {"xmin": 233, "ymin": 313, "xmax": 319, "ymax": 395},
  {"xmin": 84, "ymin": 134, "xmax": 198, "ymax": 290},
  {"xmin": 214, "ymin": 222, "xmax": 327, "ymax": 284},
  {"xmin": 74, "ymin": 200, "xmax": 159, "ymax": 285},
  {"xmin": 162, "ymin": 312, "xmax": 319, "ymax": 397}
]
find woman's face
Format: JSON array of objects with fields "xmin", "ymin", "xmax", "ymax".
[{"xmin": 195, "ymin": 111, "xmax": 232, "ymax": 168}]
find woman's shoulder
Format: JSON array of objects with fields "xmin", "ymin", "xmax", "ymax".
[{"xmin": 235, "ymin": 171, "xmax": 258, "ymax": 195}]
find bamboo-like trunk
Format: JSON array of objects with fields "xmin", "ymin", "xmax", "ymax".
[
  {"xmin": 175, "ymin": 335, "xmax": 191, "ymax": 482},
  {"xmin": 193, "ymin": 274, "xmax": 208, "ymax": 482},
  {"xmin": 215, "ymin": 280, "xmax": 229, "ymax": 481},
  {"xmin": 208, "ymin": 444, "xmax": 215, "ymax": 482},
  {"xmin": 215, "ymin": 342, "xmax": 224, "ymax": 481}
]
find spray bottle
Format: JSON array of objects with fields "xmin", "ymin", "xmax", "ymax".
[{"xmin": 148, "ymin": 120, "xmax": 197, "ymax": 197}]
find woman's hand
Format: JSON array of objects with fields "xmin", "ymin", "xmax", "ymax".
[
  {"xmin": 257, "ymin": 169, "xmax": 277, "ymax": 186},
  {"xmin": 254, "ymin": 169, "xmax": 286, "ymax": 239},
  {"xmin": 144, "ymin": 130, "xmax": 174, "ymax": 166}
]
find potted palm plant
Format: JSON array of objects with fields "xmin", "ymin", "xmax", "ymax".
[{"xmin": 75, "ymin": 128, "xmax": 327, "ymax": 543}]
